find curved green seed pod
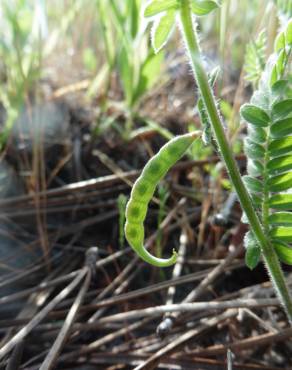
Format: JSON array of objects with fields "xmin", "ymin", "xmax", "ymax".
[{"xmin": 125, "ymin": 132, "xmax": 199, "ymax": 267}]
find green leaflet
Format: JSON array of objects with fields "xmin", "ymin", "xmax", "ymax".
[
  {"xmin": 272, "ymin": 99, "xmax": 292, "ymax": 120},
  {"xmin": 270, "ymin": 117, "xmax": 292, "ymax": 138},
  {"xmin": 244, "ymin": 139, "xmax": 265, "ymax": 159},
  {"xmin": 251, "ymin": 193, "xmax": 263, "ymax": 206},
  {"xmin": 268, "ymin": 212, "xmax": 292, "ymax": 226},
  {"xmin": 242, "ymin": 175, "xmax": 263, "ymax": 193},
  {"xmin": 268, "ymin": 136, "xmax": 292, "ymax": 157},
  {"xmin": 268, "ymin": 172, "xmax": 292, "ymax": 192},
  {"xmin": 270, "ymin": 64, "xmax": 279, "ymax": 87},
  {"xmin": 191, "ymin": 0, "xmax": 218, "ymax": 16},
  {"xmin": 274, "ymin": 31, "xmax": 286, "ymax": 52},
  {"xmin": 274, "ymin": 241, "xmax": 292, "ymax": 265},
  {"xmin": 152, "ymin": 8, "xmax": 176, "ymax": 53},
  {"xmin": 240, "ymin": 104, "xmax": 270, "ymax": 127},
  {"xmin": 244, "ymin": 231, "xmax": 261, "ymax": 270},
  {"xmin": 271, "ymin": 80, "xmax": 290, "ymax": 97},
  {"xmin": 144, "ymin": 0, "xmax": 178, "ymax": 17},
  {"xmin": 286, "ymin": 19, "xmax": 292, "ymax": 45},
  {"xmin": 267, "ymin": 155, "xmax": 292, "ymax": 175},
  {"xmin": 269, "ymin": 194, "xmax": 292, "ymax": 210},
  {"xmin": 247, "ymin": 159, "xmax": 264, "ymax": 177},
  {"xmin": 247, "ymin": 126, "xmax": 267, "ymax": 144},
  {"xmin": 251, "ymin": 90, "xmax": 270, "ymax": 111},
  {"xmin": 276, "ymin": 49, "xmax": 288, "ymax": 77},
  {"xmin": 270, "ymin": 227, "xmax": 292, "ymax": 243}
]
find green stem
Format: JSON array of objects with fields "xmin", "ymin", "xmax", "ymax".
[{"xmin": 179, "ymin": 0, "xmax": 292, "ymax": 322}]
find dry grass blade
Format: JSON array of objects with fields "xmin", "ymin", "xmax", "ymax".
[
  {"xmin": 134, "ymin": 309, "xmax": 238, "ymax": 370},
  {"xmin": 0, "ymin": 267, "xmax": 88, "ymax": 360},
  {"xmin": 39, "ymin": 268, "xmax": 91, "ymax": 370},
  {"xmin": 94, "ymin": 298, "xmax": 280, "ymax": 324},
  {"xmin": 192, "ymin": 327, "xmax": 292, "ymax": 357}
]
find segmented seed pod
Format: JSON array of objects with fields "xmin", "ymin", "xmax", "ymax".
[{"xmin": 125, "ymin": 132, "xmax": 199, "ymax": 267}]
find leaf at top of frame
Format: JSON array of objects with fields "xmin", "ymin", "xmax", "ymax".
[
  {"xmin": 191, "ymin": 0, "xmax": 219, "ymax": 16},
  {"xmin": 144, "ymin": 0, "xmax": 179, "ymax": 17},
  {"xmin": 152, "ymin": 8, "xmax": 176, "ymax": 53},
  {"xmin": 240, "ymin": 104, "xmax": 270, "ymax": 127}
]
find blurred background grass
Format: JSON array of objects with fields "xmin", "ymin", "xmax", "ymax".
[{"xmin": 0, "ymin": 0, "xmax": 289, "ymax": 144}]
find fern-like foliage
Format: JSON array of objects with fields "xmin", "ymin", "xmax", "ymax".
[
  {"xmin": 241, "ymin": 20, "xmax": 292, "ymax": 268},
  {"xmin": 244, "ymin": 30, "xmax": 267, "ymax": 88}
]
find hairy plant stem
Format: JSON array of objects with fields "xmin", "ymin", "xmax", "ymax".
[{"xmin": 179, "ymin": 0, "xmax": 292, "ymax": 322}]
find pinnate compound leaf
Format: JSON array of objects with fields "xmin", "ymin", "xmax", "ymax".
[
  {"xmin": 274, "ymin": 241, "xmax": 292, "ymax": 265},
  {"xmin": 191, "ymin": 0, "xmax": 218, "ymax": 16},
  {"xmin": 144, "ymin": 0, "xmax": 178, "ymax": 17},
  {"xmin": 240, "ymin": 104, "xmax": 270, "ymax": 127},
  {"xmin": 152, "ymin": 9, "xmax": 176, "ymax": 53},
  {"xmin": 244, "ymin": 29, "xmax": 267, "ymax": 87}
]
